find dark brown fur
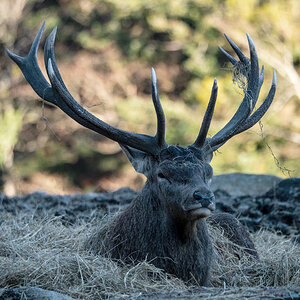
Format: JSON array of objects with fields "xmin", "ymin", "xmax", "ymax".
[
  {"xmin": 108, "ymin": 187, "xmax": 212, "ymax": 284},
  {"xmin": 208, "ymin": 212, "xmax": 258, "ymax": 258},
  {"xmin": 87, "ymin": 146, "xmax": 257, "ymax": 285}
]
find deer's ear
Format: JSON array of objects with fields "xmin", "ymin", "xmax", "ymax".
[
  {"xmin": 204, "ymin": 152, "xmax": 213, "ymax": 163},
  {"xmin": 119, "ymin": 144, "xmax": 154, "ymax": 176}
]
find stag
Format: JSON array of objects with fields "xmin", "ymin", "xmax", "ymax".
[{"xmin": 7, "ymin": 22, "xmax": 276, "ymax": 285}]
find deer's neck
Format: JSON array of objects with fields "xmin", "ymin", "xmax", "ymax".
[
  {"xmin": 109, "ymin": 181, "xmax": 212, "ymax": 285},
  {"xmin": 133, "ymin": 181, "xmax": 165, "ymax": 218},
  {"xmin": 138, "ymin": 181, "xmax": 209, "ymax": 244},
  {"xmin": 170, "ymin": 217, "xmax": 200, "ymax": 244}
]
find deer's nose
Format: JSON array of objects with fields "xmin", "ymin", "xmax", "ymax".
[{"xmin": 193, "ymin": 191, "xmax": 215, "ymax": 209}]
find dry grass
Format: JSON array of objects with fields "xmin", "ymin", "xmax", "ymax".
[
  {"xmin": 0, "ymin": 212, "xmax": 299, "ymax": 299},
  {"xmin": 210, "ymin": 225, "xmax": 300, "ymax": 288}
]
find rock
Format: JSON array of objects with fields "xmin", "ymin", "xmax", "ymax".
[
  {"xmin": 211, "ymin": 173, "xmax": 282, "ymax": 197},
  {"xmin": 213, "ymin": 177, "xmax": 300, "ymax": 236},
  {"xmin": 139, "ymin": 286, "xmax": 300, "ymax": 299},
  {"xmin": 264, "ymin": 177, "xmax": 300, "ymax": 201},
  {"xmin": 0, "ymin": 188, "xmax": 137, "ymax": 224},
  {"xmin": 0, "ymin": 174, "xmax": 299, "ymax": 237},
  {"xmin": 0, "ymin": 287, "xmax": 75, "ymax": 300}
]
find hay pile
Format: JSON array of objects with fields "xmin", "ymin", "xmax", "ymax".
[
  {"xmin": 0, "ymin": 211, "xmax": 299, "ymax": 299},
  {"xmin": 210, "ymin": 226, "xmax": 300, "ymax": 287}
]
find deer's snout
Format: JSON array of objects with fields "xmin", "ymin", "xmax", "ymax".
[{"xmin": 193, "ymin": 191, "xmax": 215, "ymax": 210}]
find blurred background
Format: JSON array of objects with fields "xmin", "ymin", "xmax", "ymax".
[{"xmin": 0, "ymin": 0, "xmax": 299, "ymax": 196}]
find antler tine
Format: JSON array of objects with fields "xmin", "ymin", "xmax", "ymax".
[
  {"xmin": 258, "ymin": 65, "xmax": 265, "ymax": 92},
  {"xmin": 44, "ymin": 26, "xmax": 66, "ymax": 88},
  {"xmin": 234, "ymin": 70, "xmax": 276, "ymax": 135},
  {"xmin": 151, "ymin": 68, "xmax": 167, "ymax": 148},
  {"xmin": 7, "ymin": 22, "xmax": 165, "ymax": 156},
  {"xmin": 224, "ymin": 33, "xmax": 248, "ymax": 64},
  {"xmin": 205, "ymin": 33, "xmax": 260, "ymax": 151},
  {"xmin": 246, "ymin": 33, "xmax": 260, "ymax": 107},
  {"xmin": 193, "ymin": 78, "xmax": 218, "ymax": 148},
  {"xmin": 6, "ymin": 21, "xmax": 56, "ymax": 104},
  {"xmin": 218, "ymin": 46, "xmax": 237, "ymax": 65}
]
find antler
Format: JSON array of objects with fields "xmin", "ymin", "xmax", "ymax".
[
  {"xmin": 193, "ymin": 33, "xmax": 276, "ymax": 153},
  {"xmin": 193, "ymin": 78, "xmax": 218, "ymax": 148},
  {"xmin": 7, "ymin": 23, "xmax": 276, "ymax": 157},
  {"xmin": 6, "ymin": 22, "xmax": 167, "ymax": 155}
]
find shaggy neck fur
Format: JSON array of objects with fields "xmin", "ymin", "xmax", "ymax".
[{"xmin": 108, "ymin": 181, "xmax": 213, "ymax": 285}]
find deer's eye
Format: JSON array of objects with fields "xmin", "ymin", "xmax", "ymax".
[{"xmin": 158, "ymin": 172, "xmax": 166, "ymax": 179}]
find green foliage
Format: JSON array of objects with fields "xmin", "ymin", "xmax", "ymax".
[
  {"xmin": 0, "ymin": 108, "xmax": 23, "ymax": 168},
  {"xmin": 116, "ymin": 96, "xmax": 201, "ymax": 145},
  {"xmin": 2, "ymin": 0, "xmax": 300, "ymax": 193}
]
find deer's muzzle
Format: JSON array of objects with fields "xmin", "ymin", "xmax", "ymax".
[
  {"xmin": 184, "ymin": 191, "xmax": 216, "ymax": 219},
  {"xmin": 193, "ymin": 191, "xmax": 215, "ymax": 209}
]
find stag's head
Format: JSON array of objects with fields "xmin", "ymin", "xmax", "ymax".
[{"xmin": 6, "ymin": 22, "xmax": 276, "ymax": 221}]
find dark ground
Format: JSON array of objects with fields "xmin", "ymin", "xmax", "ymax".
[
  {"xmin": 0, "ymin": 174, "xmax": 299, "ymax": 299},
  {"xmin": 1, "ymin": 176, "xmax": 299, "ymax": 239}
]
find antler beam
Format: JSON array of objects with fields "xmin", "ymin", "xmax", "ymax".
[{"xmin": 6, "ymin": 22, "xmax": 167, "ymax": 155}]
